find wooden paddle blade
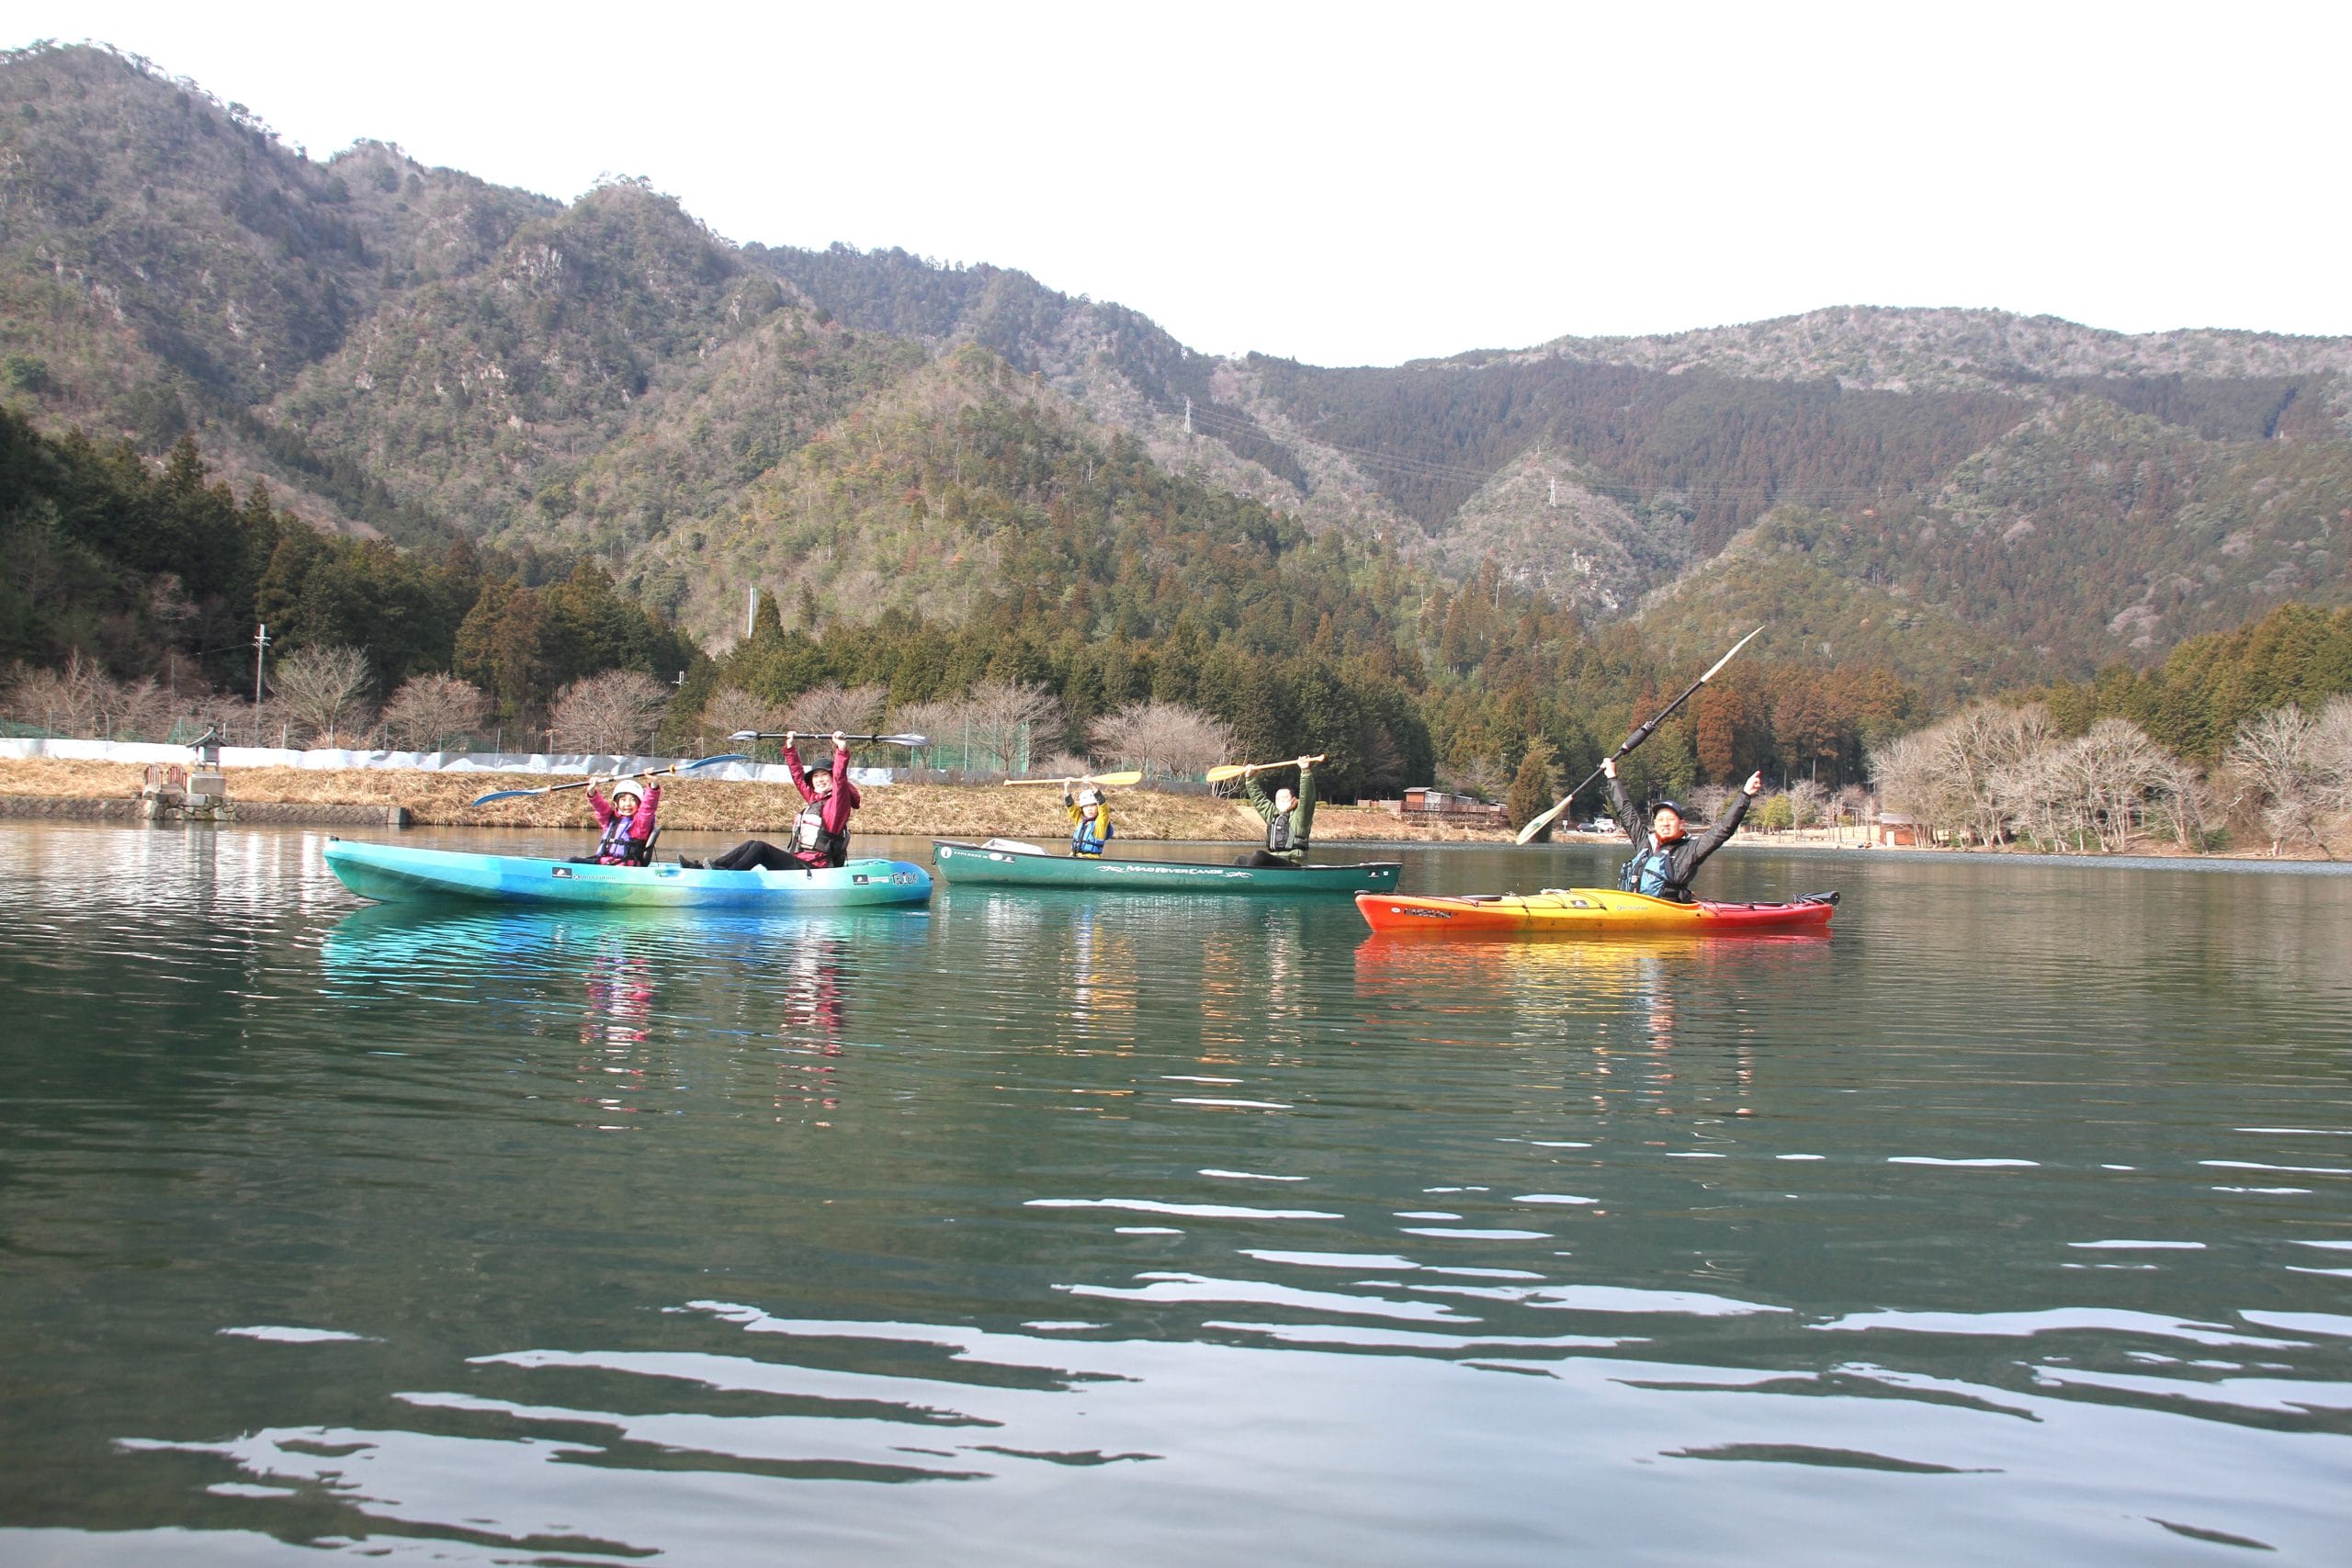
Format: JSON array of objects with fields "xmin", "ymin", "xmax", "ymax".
[
  {"xmin": 1204, "ymin": 763, "xmax": 1247, "ymax": 784},
  {"xmin": 1087, "ymin": 771, "xmax": 1143, "ymax": 787}
]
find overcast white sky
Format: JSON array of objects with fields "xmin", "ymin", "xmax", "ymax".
[{"xmin": 22, "ymin": 2, "xmax": 2352, "ymax": 367}]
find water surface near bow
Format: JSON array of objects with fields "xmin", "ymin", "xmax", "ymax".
[{"xmin": 3, "ymin": 825, "xmax": 2348, "ymax": 1565}]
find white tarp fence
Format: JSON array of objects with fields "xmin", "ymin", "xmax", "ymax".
[{"xmin": 0, "ymin": 739, "xmax": 897, "ymax": 787}]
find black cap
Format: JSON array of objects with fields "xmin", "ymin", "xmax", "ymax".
[{"xmin": 1652, "ymin": 799, "xmax": 1687, "ymax": 817}]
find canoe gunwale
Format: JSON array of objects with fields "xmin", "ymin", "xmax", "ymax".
[{"xmin": 932, "ymin": 839, "xmax": 1400, "ymax": 895}]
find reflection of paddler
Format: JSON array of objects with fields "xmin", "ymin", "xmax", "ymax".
[
  {"xmin": 582, "ymin": 947, "xmax": 655, "ymax": 1049},
  {"xmin": 779, "ymin": 931, "xmax": 846, "ymax": 1043}
]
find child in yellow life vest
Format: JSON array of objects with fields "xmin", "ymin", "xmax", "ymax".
[{"xmin": 1063, "ymin": 784, "xmax": 1114, "ymax": 857}]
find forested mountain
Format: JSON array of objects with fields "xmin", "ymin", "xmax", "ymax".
[{"xmin": 6, "ymin": 39, "xmax": 2352, "ymax": 792}]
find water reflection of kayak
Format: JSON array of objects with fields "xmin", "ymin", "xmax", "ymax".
[
  {"xmin": 933, "ymin": 839, "xmax": 1399, "ymax": 895},
  {"xmin": 320, "ymin": 898, "xmax": 927, "ymax": 978},
  {"xmin": 1356, "ymin": 886, "xmax": 1838, "ymax": 936},
  {"xmin": 324, "ymin": 838, "xmax": 933, "ymax": 909}
]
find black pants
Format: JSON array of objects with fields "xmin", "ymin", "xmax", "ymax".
[
  {"xmin": 709, "ymin": 839, "xmax": 812, "ymax": 872},
  {"xmin": 1235, "ymin": 850, "xmax": 1304, "ymax": 868}
]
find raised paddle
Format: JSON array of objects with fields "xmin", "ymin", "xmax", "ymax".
[
  {"xmin": 1204, "ymin": 752, "xmax": 1327, "ymax": 784},
  {"xmin": 729, "ymin": 731, "xmax": 931, "ymax": 747},
  {"xmin": 1001, "ymin": 771, "xmax": 1144, "ymax": 788},
  {"xmin": 466, "ymin": 752, "xmax": 752, "ymax": 807},
  {"xmin": 1514, "ymin": 626, "xmax": 1765, "ymax": 845}
]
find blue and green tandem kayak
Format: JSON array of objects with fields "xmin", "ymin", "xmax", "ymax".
[
  {"xmin": 322, "ymin": 839, "xmax": 933, "ymax": 909},
  {"xmin": 931, "ymin": 838, "xmax": 1400, "ymax": 895}
]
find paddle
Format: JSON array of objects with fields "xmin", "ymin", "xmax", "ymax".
[
  {"xmin": 1002, "ymin": 771, "xmax": 1144, "ymax": 788},
  {"xmin": 1514, "ymin": 626, "xmax": 1765, "ymax": 845},
  {"xmin": 729, "ymin": 731, "xmax": 931, "ymax": 747},
  {"xmin": 1204, "ymin": 753, "xmax": 1327, "ymax": 784},
  {"xmin": 467, "ymin": 752, "xmax": 752, "ymax": 807}
]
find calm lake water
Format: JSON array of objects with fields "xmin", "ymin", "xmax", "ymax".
[{"xmin": 3, "ymin": 823, "xmax": 2348, "ymax": 1566}]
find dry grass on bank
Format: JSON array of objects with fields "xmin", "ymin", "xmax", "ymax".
[{"xmin": 0, "ymin": 758, "xmax": 1515, "ymax": 843}]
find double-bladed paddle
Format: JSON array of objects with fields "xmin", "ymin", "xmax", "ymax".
[
  {"xmin": 1204, "ymin": 753, "xmax": 1326, "ymax": 784},
  {"xmin": 1514, "ymin": 626, "xmax": 1764, "ymax": 845},
  {"xmin": 729, "ymin": 731, "xmax": 931, "ymax": 747},
  {"xmin": 1002, "ymin": 771, "xmax": 1145, "ymax": 788},
  {"xmin": 467, "ymin": 752, "xmax": 752, "ymax": 808}
]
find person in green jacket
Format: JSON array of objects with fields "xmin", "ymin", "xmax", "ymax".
[{"xmin": 1236, "ymin": 756, "xmax": 1318, "ymax": 867}]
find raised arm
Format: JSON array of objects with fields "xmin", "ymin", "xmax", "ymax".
[
  {"xmin": 781, "ymin": 735, "xmax": 817, "ymax": 805},
  {"xmin": 1600, "ymin": 757, "xmax": 1639, "ymax": 844},
  {"xmin": 1687, "ymin": 772, "xmax": 1763, "ymax": 864},
  {"xmin": 823, "ymin": 737, "xmax": 857, "ymax": 832}
]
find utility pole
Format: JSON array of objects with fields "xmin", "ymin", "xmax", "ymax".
[
  {"xmin": 1548, "ymin": 477, "xmax": 1558, "ymax": 507},
  {"xmin": 747, "ymin": 584, "xmax": 757, "ymax": 637},
  {"xmin": 252, "ymin": 624, "xmax": 270, "ymax": 708},
  {"xmin": 1184, "ymin": 397, "xmax": 1193, "ymax": 435}
]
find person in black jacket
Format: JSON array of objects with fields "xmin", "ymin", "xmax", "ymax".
[{"xmin": 1601, "ymin": 757, "xmax": 1763, "ymax": 902}]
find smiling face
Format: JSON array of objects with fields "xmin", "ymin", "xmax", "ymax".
[
  {"xmin": 808, "ymin": 770, "xmax": 833, "ymax": 796},
  {"xmin": 1651, "ymin": 807, "xmax": 1686, "ymax": 842}
]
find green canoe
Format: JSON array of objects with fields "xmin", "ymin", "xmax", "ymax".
[{"xmin": 932, "ymin": 839, "xmax": 1400, "ymax": 895}]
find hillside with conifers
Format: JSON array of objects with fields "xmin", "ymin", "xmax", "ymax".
[{"xmin": 6, "ymin": 39, "xmax": 2352, "ymax": 829}]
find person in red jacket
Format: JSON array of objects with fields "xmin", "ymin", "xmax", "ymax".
[{"xmin": 705, "ymin": 731, "xmax": 862, "ymax": 871}]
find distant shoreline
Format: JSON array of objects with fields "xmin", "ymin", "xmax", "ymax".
[{"xmin": 5, "ymin": 760, "xmax": 2344, "ymax": 867}]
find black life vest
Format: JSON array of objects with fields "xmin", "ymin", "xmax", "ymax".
[
  {"xmin": 1265, "ymin": 811, "xmax": 1296, "ymax": 853},
  {"xmin": 791, "ymin": 799, "xmax": 848, "ymax": 867},
  {"xmin": 1618, "ymin": 844, "xmax": 1689, "ymax": 901}
]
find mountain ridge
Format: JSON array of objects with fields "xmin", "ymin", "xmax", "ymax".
[{"xmin": 5, "ymin": 40, "xmax": 2351, "ymax": 694}]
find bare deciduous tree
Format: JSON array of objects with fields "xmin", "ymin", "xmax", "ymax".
[
  {"xmin": 3, "ymin": 653, "xmax": 172, "ymax": 739},
  {"xmin": 1687, "ymin": 784, "xmax": 1736, "ymax": 824},
  {"xmin": 786, "ymin": 682, "xmax": 887, "ymax": 737},
  {"xmin": 2314, "ymin": 695, "xmax": 2352, "ymax": 814},
  {"xmin": 2227, "ymin": 705, "xmax": 2326, "ymax": 856},
  {"xmin": 1438, "ymin": 756, "xmax": 1506, "ymax": 805},
  {"xmin": 547, "ymin": 671, "xmax": 671, "ymax": 755},
  {"xmin": 381, "ymin": 673, "xmax": 487, "ymax": 751},
  {"xmin": 1872, "ymin": 703, "xmax": 2056, "ymax": 846},
  {"xmin": 696, "ymin": 687, "xmax": 786, "ymax": 750},
  {"xmin": 952, "ymin": 680, "xmax": 1065, "ymax": 774},
  {"xmin": 1090, "ymin": 700, "xmax": 1235, "ymax": 780},
  {"xmin": 270, "ymin": 645, "xmax": 376, "ymax": 746}
]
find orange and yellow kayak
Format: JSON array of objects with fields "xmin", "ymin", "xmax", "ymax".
[{"xmin": 1355, "ymin": 886, "xmax": 1838, "ymax": 937}]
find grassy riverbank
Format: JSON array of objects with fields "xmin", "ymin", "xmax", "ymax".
[{"xmin": 0, "ymin": 759, "xmax": 1516, "ymax": 843}]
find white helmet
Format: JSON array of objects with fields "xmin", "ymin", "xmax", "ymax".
[{"xmin": 1079, "ymin": 787, "xmax": 1104, "ymax": 807}]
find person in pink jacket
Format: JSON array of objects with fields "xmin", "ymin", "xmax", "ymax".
[
  {"xmin": 577, "ymin": 777, "xmax": 660, "ymax": 865},
  {"xmin": 704, "ymin": 731, "xmax": 862, "ymax": 871}
]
